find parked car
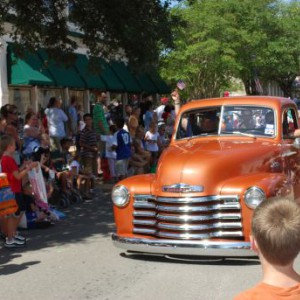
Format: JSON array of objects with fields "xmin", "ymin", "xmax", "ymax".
[{"xmin": 112, "ymin": 96, "xmax": 300, "ymax": 256}]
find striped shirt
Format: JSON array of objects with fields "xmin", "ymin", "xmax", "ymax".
[{"xmin": 80, "ymin": 127, "xmax": 98, "ymax": 158}]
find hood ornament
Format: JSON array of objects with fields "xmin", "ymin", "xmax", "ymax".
[{"xmin": 162, "ymin": 183, "xmax": 204, "ymax": 193}]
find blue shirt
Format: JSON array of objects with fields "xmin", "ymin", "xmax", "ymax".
[
  {"xmin": 68, "ymin": 105, "xmax": 78, "ymax": 133},
  {"xmin": 143, "ymin": 111, "xmax": 153, "ymax": 131},
  {"xmin": 113, "ymin": 129, "xmax": 131, "ymax": 160}
]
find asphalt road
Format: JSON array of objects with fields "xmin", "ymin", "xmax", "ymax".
[{"xmin": 1, "ymin": 184, "xmax": 298, "ymax": 300}]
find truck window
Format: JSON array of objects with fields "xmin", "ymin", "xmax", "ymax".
[
  {"xmin": 282, "ymin": 108, "xmax": 299, "ymax": 139},
  {"xmin": 176, "ymin": 107, "xmax": 221, "ymax": 139}
]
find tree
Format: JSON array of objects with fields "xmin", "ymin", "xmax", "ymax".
[
  {"xmin": 258, "ymin": 1, "xmax": 300, "ymax": 97},
  {"xmin": 160, "ymin": 0, "xmax": 300, "ymax": 98},
  {"xmin": 0, "ymin": 0, "xmax": 180, "ymax": 68},
  {"xmin": 160, "ymin": 1, "xmax": 238, "ymax": 99}
]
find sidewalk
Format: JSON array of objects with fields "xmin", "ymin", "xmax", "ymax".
[{"xmin": 94, "ymin": 177, "xmax": 114, "ymax": 191}]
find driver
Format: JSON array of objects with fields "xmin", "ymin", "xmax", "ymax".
[{"xmin": 201, "ymin": 112, "xmax": 219, "ymax": 133}]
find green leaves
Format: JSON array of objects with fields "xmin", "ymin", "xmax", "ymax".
[
  {"xmin": 161, "ymin": 0, "xmax": 300, "ymax": 98},
  {"xmin": 1, "ymin": 0, "xmax": 177, "ymax": 68}
]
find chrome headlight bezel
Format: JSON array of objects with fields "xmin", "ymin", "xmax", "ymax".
[
  {"xmin": 244, "ymin": 186, "xmax": 266, "ymax": 209},
  {"xmin": 112, "ymin": 185, "xmax": 130, "ymax": 207}
]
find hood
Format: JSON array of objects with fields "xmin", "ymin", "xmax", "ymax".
[{"xmin": 152, "ymin": 138, "xmax": 280, "ymax": 196}]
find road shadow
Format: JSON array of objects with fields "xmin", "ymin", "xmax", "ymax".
[
  {"xmin": 0, "ymin": 185, "xmax": 115, "ymax": 257},
  {"xmin": 0, "ymin": 260, "xmax": 40, "ymax": 275},
  {"xmin": 120, "ymin": 252, "xmax": 260, "ymax": 266}
]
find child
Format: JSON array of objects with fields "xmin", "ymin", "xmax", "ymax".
[
  {"xmin": 234, "ymin": 198, "xmax": 300, "ymax": 299},
  {"xmin": 0, "ymin": 135, "xmax": 36, "ymax": 247},
  {"xmin": 128, "ymin": 144, "xmax": 148, "ymax": 176},
  {"xmin": 134, "ymin": 126, "xmax": 152, "ymax": 167},
  {"xmin": 101, "ymin": 124, "xmax": 117, "ymax": 183},
  {"xmin": 112, "ymin": 118, "xmax": 131, "ymax": 180},
  {"xmin": 157, "ymin": 124, "xmax": 170, "ymax": 155},
  {"xmin": 69, "ymin": 153, "xmax": 91, "ymax": 199},
  {"xmin": 144, "ymin": 121, "xmax": 159, "ymax": 166}
]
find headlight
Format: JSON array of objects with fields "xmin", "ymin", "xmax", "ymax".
[
  {"xmin": 244, "ymin": 187, "xmax": 266, "ymax": 209},
  {"xmin": 112, "ymin": 185, "xmax": 130, "ymax": 207}
]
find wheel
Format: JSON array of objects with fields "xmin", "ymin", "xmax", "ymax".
[
  {"xmin": 59, "ymin": 198, "xmax": 68, "ymax": 208},
  {"xmin": 59, "ymin": 193, "xmax": 70, "ymax": 208}
]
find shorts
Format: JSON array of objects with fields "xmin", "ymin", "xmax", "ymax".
[
  {"xmin": 14, "ymin": 192, "xmax": 26, "ymax": 216},
  {"xmin": 82, "ymin": 156, "xmax": 97, "ymax": 176},
  {"xmin": 115, "ymin": 159, "xmax": 129, "ymax": 177}
]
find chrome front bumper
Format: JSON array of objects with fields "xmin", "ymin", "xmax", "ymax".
[{"xmin": 112, "ymin": 234, "xmax": 254, "ymax": 257}]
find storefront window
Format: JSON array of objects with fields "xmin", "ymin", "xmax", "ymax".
[
  {"xmin": 69, "ymin": 90, "xmax": 85, "ymax": 113},
  {"xmin": 8, "ymin": 88, "xmax": 32, "ymax": 117},
  {"xmin": 38, "ymin": 89, "xmax": 63, "ymax": 110}
]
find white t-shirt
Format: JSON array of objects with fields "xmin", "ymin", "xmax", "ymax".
[
  {"xmin": 145, "ymin": 131, "xmax": 159, "ymax": 152},
  {"xmin": 155, "ymin": 105, "xmax": 166, "ymax": 121},
  {"xmin": 45, "ymin": 107, "xmax": 68, "ymax": 138},
  {"xmin": 101, "ymin": 135, "xmax": 117, "ymax": 159}
]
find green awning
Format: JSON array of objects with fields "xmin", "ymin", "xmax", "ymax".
[
  {"xmin": 74, "ymin": 54, "xmax": 106, "ymax": 90},
  {"xmin": 37, "ymin": 49, "xmax": 85, "ymax": 88},
  {"xmin": 135, "ymin": 73, "xmax": 158, "ymax": 94},
  {"xmin": 147, "ymin": 69, "xmax": 170, "ymax": 94},
  {"xmin": 95, "ymin": 58, "xmax": 124, "ymax": 92},
  {"xmin": 7, "ymin": 45, "xmax": 54, "ymax": 86},
  {"xmin": 109, "ymin": 61, "xmax": 141, "ymax": 93}
]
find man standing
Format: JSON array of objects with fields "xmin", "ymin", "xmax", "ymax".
[
  {"xmin": 80, "ymin": 113, "xmax": 99, "ymax": 179},
  {"xmin": 155, "ymin": 97, "xmax": 169, "ymax": 121},
  {"xmin": 93, "ymin": 92, "xmax": 109, "ymax": 175},
  {"xmin": 68, "ymin": 96, "xmax": 78, "ymax": 138}
]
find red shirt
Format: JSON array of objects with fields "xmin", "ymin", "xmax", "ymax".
[{"xmin": 1, "ymin": 155, "xmax": 21, "ymax": 193}]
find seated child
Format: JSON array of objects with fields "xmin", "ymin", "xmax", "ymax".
[
  {"xmin": 134, "ymin": 126, "xmax": 152, "ymax": 167},
  {"xmin": 128, "ymin": 144, "xmax": 148, "ymax": 176},
  {"xmin": 22, "ymin": 181, "xmax": 58, "ymax": 225},
  {"xmin": 69, "ymin": 153, "xmax": 92, "ymax": 200},
  {"xmin": 234, "ymin": 198, "xmax": 300, "ymax": 299}
]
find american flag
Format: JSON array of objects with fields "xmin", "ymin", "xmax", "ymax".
[
  {"xmin": 253, "ymin": 67, "xmax": 263, "ymax": 95},
  {"xmin": 254, "ymin": 77, "xmax": 263, "ymax": 95},
  {"xmin": 177, "ymin": 80, "xmax": 186, "ymax": 90}
]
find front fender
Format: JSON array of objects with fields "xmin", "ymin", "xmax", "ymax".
[
  {"xmin": 113, "ymin": 174, "xmax": 155, "ymax": 235},
  {"xmin": 221, "ymin": 173, "xmax": 292, "ymax": 241}
]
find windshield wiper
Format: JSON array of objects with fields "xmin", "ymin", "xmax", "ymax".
[{"xmin": 222, "ymin": 131, "xmax": 256, "ymax": 138}]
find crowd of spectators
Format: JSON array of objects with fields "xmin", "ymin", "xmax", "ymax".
[{"xmin": 0, "ymin": 91, "xmax": 178, "ymax": 248}]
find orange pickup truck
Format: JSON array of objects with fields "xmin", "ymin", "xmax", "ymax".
[{"xmin": 112, "ymin": 96, "xmax": 300, "ymax": 256}]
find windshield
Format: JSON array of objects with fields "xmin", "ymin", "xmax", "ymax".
[{"xmin": 176, "ymin": 105, "xmax": 275, "ymax": 140}]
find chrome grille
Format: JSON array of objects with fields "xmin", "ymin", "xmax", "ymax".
[{"xmin": 133, "ymin": 195, "xmax": 243, "ymax": 240}]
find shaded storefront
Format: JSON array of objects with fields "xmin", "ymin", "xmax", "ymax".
[{"xmin": 4, "ymin": 43, "xmax": 170, "ymax": 117}]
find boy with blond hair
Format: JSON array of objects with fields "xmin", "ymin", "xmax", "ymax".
[{"xmin": 235, "ymin": 198, "xmax": 300, "ymax": 299}]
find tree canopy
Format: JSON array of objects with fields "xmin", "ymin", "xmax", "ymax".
[
  {"xmin": 160, "ymin": 0, "xmax": 300, "ymax": 98},
  {"xmin": 0, "ymin": 0, "xmax": 181, "ymax": 68}
]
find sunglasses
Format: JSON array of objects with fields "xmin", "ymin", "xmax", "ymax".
[{"xmin": 8, "ymin": 111, "xmax": 18, "ymax": 115}]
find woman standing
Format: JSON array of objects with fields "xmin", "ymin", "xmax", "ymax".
[
  {"xmin": 44, "ymin": 97, "xmax": 68, "ymax": 151},
  {"xmin": 128, "ymin": 106, "xmax": 141, "ymax": 138},
  {"xmin": 0, "ymin": 104, "xmax": 22, "ymax": 164}
]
